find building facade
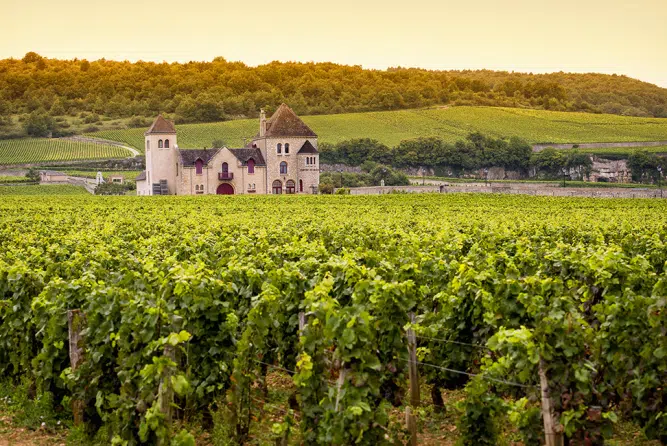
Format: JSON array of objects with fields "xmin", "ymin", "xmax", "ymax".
[{"xmin": 136, "ymin": 104, "xmax": 319, "ymax": 195}]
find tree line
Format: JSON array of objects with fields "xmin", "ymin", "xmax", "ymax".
[
  {"xmin": 320, "ymin": 134, "xmax": 666, "ymax": 183},
  {"xmin": 1, "ymin": 52, "xmax": 666, "ymax": 135}
]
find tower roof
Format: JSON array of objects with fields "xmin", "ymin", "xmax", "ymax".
[
  {"xmin": 297, "ymin": 140, "xmax": 318, "ymax": 154},
  {"xmin": 264, "ymin": 104, "xmax": 316, "ymax": 137},
  {"xmin": 145, "ymin": 115, "xmax": 176, "ymax": 135}
]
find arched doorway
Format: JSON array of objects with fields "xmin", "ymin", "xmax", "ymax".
[
  {"xmin": 272, "ymin": 180, "xmax": 282, "ymax": 194},
  {"xmin": 216, "ymin": 183, "xmax": 234, "ymax": 195},
  {"xmin": 286, "ymin": 180, "xmax": 296, "ymax": 194}
]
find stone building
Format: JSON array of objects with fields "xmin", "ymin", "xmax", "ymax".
[
  {"xmin": 39, "ymin": 170, "xmax": 68, "ymax": 183},
  {"xmin": 136, "ymin": 104, "xmax": 320, "ymax": 195}
]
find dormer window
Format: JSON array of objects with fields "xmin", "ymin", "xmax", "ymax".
[
  {"xmin": 158, "ymin": 139, "xmax": 163, "ymax": 148},
  {"xmin": 285, "ymin": 143, "xmax": 289, "ymax": 154},
  {"xmin": 195, "ymin": 159, "xmax": 203, "ymax": 175},
  {"xmin": 277, "ymin": 143, "xmax": 282, "ymax": 154},
  {"xmin": 165, "ymin": 139, "xmax": 170, "ymax": 148}
]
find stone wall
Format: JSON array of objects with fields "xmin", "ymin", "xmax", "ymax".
[{"xmin": 533, "ymin": 141, "xmax": 667, "ymax": 152}]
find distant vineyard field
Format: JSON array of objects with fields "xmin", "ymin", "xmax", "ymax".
[
  {"xmin": 0, "ymin": 175, "xmax": 31, "ymax": 184},
  {"xmin": 0, "ymin": 185, "xmax": 88, "ymax": 195},
  {"xmin": 0, "ymin": 138, "xmax": 131, "ymax": 165},
  {"xmin": 87, "ymin": 106, "xmax": 667, "ymax": 152},
  {"xmin": 59, "ymin": 170, "xmax": 143, "ymax": 181}
]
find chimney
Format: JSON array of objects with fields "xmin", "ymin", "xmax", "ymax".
[{"xmin": 259, "ymin": 109, "xmax": 266, "ymax": 137}]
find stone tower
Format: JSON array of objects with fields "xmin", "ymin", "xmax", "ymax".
[
  {"xmin": 252, "ymin": 104, "xmax": 319, "ymax": 194},
  {"xmin": 144, "ymin": 115, "xmax": 178, "ymax": 195}
]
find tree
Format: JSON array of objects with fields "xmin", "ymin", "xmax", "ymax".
[
  {"xmin": 25, "ymin": 168, "xmax": 40, "ymax": 182},
  {"xmin": 627, "ymin": 151, "xmax": 663, "ymax": 183},
  {"xmin": 23, "ymin": 110, "xmax": 57, "ymax": 137},
  {"xmin": 530, "ymin": 148, "xmax": 567, "ymax": 178},
  {"xmin": 22, "ymin": 52, "xmax": 43, "ymax": 64},
  {"xmin": 565, "ymin": 150, "xmax": 593, "ymax": 180}
]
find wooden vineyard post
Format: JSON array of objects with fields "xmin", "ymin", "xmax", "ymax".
[
  {"xmin": 67, "ymin": 309, "xmax": 86, "ymax": 426},
  {"xmin": 157, "ymin": 344, "xmax": 176, "ymax": 446},
  {"xmin": 299, "ymin": 311, "xmax": 306, "ymax": 334},
  {"xmin": 406, "ymin": 312, "xmax": 419, "ymax": 446},
  {"xmin": 539, "ymin": 358, "xmax": 564, "ymax": 446}
]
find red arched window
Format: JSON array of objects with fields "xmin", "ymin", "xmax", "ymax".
[
  {"xmin": 195, "ymin": 159, "xmax": 203, "ymax": 175},
  {"xmin": 164, "ymin": 139, "xmax": 170, "ymax": 148},
  {"xmin": 221, "ymin": 162, "xmax": 228, "ymax": 174},
  {"xmin": 280, "ymin": 162, "xmax": 287, "ymax": 174},
  {"xmin": 299, "ymin": 179, "xmax": 303, "ymax": 192},
  {"xmin": 247, "ymin": 158, "xmax": 255, "ymax": 174}
]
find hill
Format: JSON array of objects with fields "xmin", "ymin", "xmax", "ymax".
[
  {"xmin": 0, "ymin": 54, "xmax": 666, "ymax": 143},
  {"xmin": 88, "ymin": 106, "xmax": 667, "ymax": 152}
]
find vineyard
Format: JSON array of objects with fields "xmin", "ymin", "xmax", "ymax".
[
  {"xmin": 87, "ymin": 106, "xmax": 667, "ymax": 152},
  {"xmin": 0, "ymin": 194, "xmax": 666, "ymax": 445},
  {"xmin": 0, "ymin": 185, "xmax": 89, "ymax": 195},
  {"xmin": 56, "ymin": 170, "xmax": 143, "ymax": 181},
  {"xmin": 0, "ymin": 138, "xmax": 131, "ymax": 165}
]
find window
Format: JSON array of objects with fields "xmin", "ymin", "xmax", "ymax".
[
  {"xmin": 299, "ymin": 179, "xmax": 303, "ymax": 192},
  {"xmin": 272, "ymin": 180, "xmax": 282, "ymax": 194},
  {"xmin": 285, "ymin": 143, "xmax": 289, "ymax": 154},
  {"xmin": 247, "ymin": 158, "xmax": 255, "ymax": 174},
  {"xmin": 158, "ymin": 139, "xmax": 163, "ymax": 148},
  {"xmin": 195, "ymin": 159, "xmax": 203, "ymax": 175},
  {"xmin": 165, "ymin": 139, "xmax": 170, "ymax": 148},
  {"xmin": 280, "ymin": 162, "xmax": 287, "ymax": 175},
  {"xmin": 277, "ymin": 143, "xmax": 282, "ymax": 154},
  {"xmin": 176, "ymin": 162, "xmax": 178, "ymax": 177},
  {"xmin": 221, "ymin": 162, "xmax": 228, "ymax": 174},
  {"xmin": 195, "ymin": 184, "xmax": 204, "ymax": 195},
  {"xmin": 146, "ymin": 140, "xmax": 150, "ymax": 151},
  {"xmin": 306, "ymin": 157, "xmax": 310, "ymax": 165},
  {"xmin": 286, "ymin": 180, "xmax": 295, "ymax": 194}
]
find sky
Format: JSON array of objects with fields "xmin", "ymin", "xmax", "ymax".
[{"xmin": 3, "ymin": 0, "xmax": 667, "ymax": 87}]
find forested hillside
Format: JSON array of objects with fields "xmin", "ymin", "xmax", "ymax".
[{"xmin": 0, "ymin": 53, "xmax": 666, "ymax": 139}]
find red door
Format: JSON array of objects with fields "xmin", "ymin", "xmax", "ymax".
[{"xmin": 216, "ymin": 183, "xmax": 234, "ymax": 195}]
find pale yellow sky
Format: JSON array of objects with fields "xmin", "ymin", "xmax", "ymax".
[{"xmin": 3, "ymin": 0, "xmax": 667, "ymax": 87}]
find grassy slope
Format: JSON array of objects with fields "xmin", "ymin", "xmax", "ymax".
[{"xmin": 88, "ymin": 106, "xmax": 667, "ymax": 153}]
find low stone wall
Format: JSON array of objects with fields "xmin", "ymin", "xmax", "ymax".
[
  {"xmin": 345, "ymin": 184, "xmax": 665, "ymax": 199},
  {"xmin": 532, "ymin": 141, "xmax": 667, "ymax": 152}
]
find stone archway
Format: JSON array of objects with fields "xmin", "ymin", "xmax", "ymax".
[{"xmin": 216, "ymin": 183, "xmax": 234, "ymax": 195}]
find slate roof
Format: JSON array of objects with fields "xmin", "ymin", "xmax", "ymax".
[
  {"xmin": 145, "ymin": 115, "xmax": 176, "ymax": 135},
  {"xmin": 263, "ymin": 103, "xmax": 316, "ymax": 137},
  {"xmin": 297, "ymin": 140, "xmax": 318, "ymax": 154},
  {"xmin": 135, "ymin": 171, "xmax": 146, "ymax": 181},
  {"xmin": 178, "ymin": 148, "xmax": 222, "ymax": 166},
  {"xmin": 229, "ymin": 147, "xmax": 266, "ymax": 166}
]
